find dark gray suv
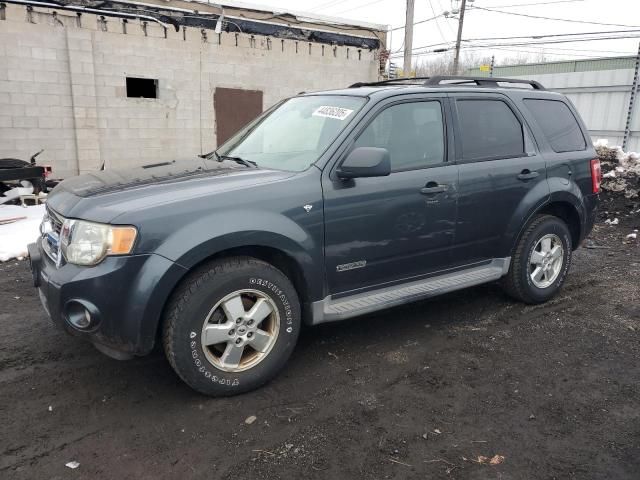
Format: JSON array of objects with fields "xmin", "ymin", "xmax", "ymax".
[{"xmin": 29, "ymin": 76, "xmax": 600, "ymax": 396}]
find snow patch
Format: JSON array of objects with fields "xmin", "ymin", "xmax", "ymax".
[{"xmin": 0, "ymin": 204, "xmax": 46, "ymax": 262}]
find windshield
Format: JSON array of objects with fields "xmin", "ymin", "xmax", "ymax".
[{"xmin": 217, "ymin": 95, "xmax": 367, "ymax": 172}]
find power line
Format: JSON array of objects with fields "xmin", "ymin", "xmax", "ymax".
[
  {"xmin": 427, "ymin": 0, "xmax": 448, "ymax": 43},
  {"xmin": 309, "ymin": 0, "xmax": 344, "ymax": 12},
  {"xmin": 396, "ymin": 28, "xmax": 640, "ymax": 54},
  {"xmin": 435, "ymin": 0, "xmax": 457, "ymax": 36},
  {"xmin": 332, "ymin": 0, "xmax": 389, "ymax": 15},
  {"xmin": 389, "ymin": 32, "xmax": 640, "ymax": 58},
  {"xmin": 478, "ymin": 0, "xmax": 584, "ymax": 7},
  {"xmin": 390, "ymin": 13, "xmax": 444, "ymax": 32},
  {"xmin": 471, "ymin": 5, "xmax": 640, "ymax": 29}
]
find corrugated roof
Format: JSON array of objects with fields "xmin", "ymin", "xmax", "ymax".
[{"xmin": 466, "ymin": 55, "xmax": 637, "ymax": 77}]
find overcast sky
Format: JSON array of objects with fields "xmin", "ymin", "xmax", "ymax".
[{"xmin": 241, "ymin": 0, "xmax": 640, "ymax": 68}]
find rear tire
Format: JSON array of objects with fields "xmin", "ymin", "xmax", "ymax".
[
  {"xmin": 162, "ymin": 256, "xmax": 301, "ymax": 396},
  {"xmin": 502, "ymin": 215, "xmax": 572, "ymax": 304}
]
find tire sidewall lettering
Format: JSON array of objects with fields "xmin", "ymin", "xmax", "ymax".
[
  {"xmin": 249, "ymin": 277, "xmax": 294, "ymax": 332},
  {"xmin": 186, "ymin": 277, "xmax": 293, "ymax": 388},
  {"xmin": 189, "ymin": 331, "xmax": 240, "ymax": 387}
]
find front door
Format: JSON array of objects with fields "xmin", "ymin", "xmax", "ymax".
[
  {"xmin": 323, "ymin": 98, "xmax": 458, "ymax": 295},
  {"xmin": 450, "ymin": 94, "xmax": 549, "ymax": 265}
]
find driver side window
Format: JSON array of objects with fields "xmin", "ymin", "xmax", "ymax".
[{"xmin": 354, "ymin": 101, "xmax": 445, "ymax": 171}]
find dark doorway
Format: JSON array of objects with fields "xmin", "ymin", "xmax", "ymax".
[{"xmin": 214, "ymin": 87, "xmax": 263, "ymax": 146}]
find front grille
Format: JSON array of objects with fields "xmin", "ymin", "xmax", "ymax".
[
  {"xmin": 42, "ymin": 205, "xmax": 65, "ymax": 266},
  {"xmin": 46, "ymin": 205, "xmax": 63, "ymax": 235}
]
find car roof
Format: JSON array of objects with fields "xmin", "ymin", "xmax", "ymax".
[
  {"xmin": 300, "ymin": 76, "xmax": 565, "ymax": 101},
  {"xmin": 303, "ymin": 85, "xmax": 566, "ymax": 102}
]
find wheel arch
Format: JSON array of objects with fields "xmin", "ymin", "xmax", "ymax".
[
  {"xmin": 153, "ymin": 243, "xmax": 317, "ymax": 349},
  {"xmin": 536, "ymin": 201, "xmax": 582, "ymax": 249},
  {"xmin": 513, "ymin": 198, "xmax": 584, "ymax": 255}
]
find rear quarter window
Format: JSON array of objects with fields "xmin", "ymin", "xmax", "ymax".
[{"xmin": 523, "ymin": 99, "xmax": 586, "ymax": 153}]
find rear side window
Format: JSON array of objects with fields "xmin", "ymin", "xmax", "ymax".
[
  {"xmin": 456, "ymin": 99, "xmax": 524, "ymax": 161},
  {"xmin": 523, "ymin": 99, "xmax": 586, "ymax": 153}
]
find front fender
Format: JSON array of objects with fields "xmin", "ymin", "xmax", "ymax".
[{"xmin": 153, "ymin": 208, "xmax": 325, "ymax": 301}]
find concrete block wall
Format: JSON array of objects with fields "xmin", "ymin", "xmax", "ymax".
[{"xmin": 0, "ymin": 3, "xmax": 380, "ymax": 177}]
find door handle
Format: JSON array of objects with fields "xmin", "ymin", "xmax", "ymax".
[
  {"xmin": 517, "ymin": 169, "xmax": 540, "ymax": 181},
  {"xmin": 420, "ymin": 183, "xmax": 447, "ymax": 195}
]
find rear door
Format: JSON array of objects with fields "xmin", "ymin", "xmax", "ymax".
[
  {"xmin": 450, "ymin": 93, "xmax": 549, "ymax": 266},
  {"xmin": 322, "ymin": 95, "xmax": 458, "ymax": 295}
]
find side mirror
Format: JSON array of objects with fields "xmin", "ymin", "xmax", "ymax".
[{"xmin": 336, "ymin": 147, "xmax": 391, "ymax": 179}]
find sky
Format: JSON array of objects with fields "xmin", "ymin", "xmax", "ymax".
[{"xmin": 236, "ymin": 0, "xmax": 640, "ymax": 68}]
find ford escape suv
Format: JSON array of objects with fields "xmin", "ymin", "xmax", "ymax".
[{"xmin": 29, "ymin": 76, "xmax": 600, "ymax": 396}]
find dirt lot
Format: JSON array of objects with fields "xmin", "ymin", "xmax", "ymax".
[{"xmin": 1, "ymin": 196, "xmax": 638, "ymax": 480}]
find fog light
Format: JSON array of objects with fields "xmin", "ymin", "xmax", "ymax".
[{"xmin": 64, "ymin": 299, "xmax": 100, "ymax": 330}]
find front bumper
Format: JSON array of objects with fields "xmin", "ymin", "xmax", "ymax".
[{"xmin": 28, "ymin": 240, "xmax": 187, "ymax": 358}]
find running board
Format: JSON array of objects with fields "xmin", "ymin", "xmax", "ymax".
[{"xmin": 310, "ymin": 258, "xmax": 510, "ymax": 325}]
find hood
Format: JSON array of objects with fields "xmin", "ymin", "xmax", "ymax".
[
  {"xmin": 47, "ymin": 157, "xmax": 295, "ymax": 223},
  {"xmin": 56, "ymin": 157, "xmax": 234, "ymax": 197}
]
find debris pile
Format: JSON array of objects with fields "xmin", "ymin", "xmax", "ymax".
[{"xmin": 595, "ymin": 139, "xmax": 640, "ymax": 199}]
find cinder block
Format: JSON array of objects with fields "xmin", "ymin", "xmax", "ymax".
[
  {"xmin": 10, "ymin": 92, "xmax": 37, "ymax": 105},
  {"xmin": 37, "ymin": 95, "xmax": 61, "ymax": 106},
  {"xmin": 13, "ymin": 117, "xmax": 38, "ymax": 128},
  {"xmin": 0, "ymin": 81, "xmax": 21, "ymax": 94},
  {"xmin": 0, "ymin": 128, "xmax": 28, "ymax": 140},
  {"xmin": 32, "ymin": 47, "xmax": 57, "ymax": 60},
  {"xmin": 8, "ymin": 70, "xmax": 34, "ymax": 82},
  {"xmin": 38, "ymin": 117, "xmax": 63, "ymax": 129}
]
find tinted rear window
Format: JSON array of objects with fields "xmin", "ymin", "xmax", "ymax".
[
  {"xmin": 457, "ymin": 99, "xmax": 524, "ymax": 161},
  {"xmin": 524, "ymin": 99, "xmax": 586, "ymax": 153}
]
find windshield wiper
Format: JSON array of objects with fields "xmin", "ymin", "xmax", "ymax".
[
  {"xmin": 218, "ymin": 154, "xmax": 258, "ymax": 168},
  {"xmin": 200, "ymin": 150, "xmax": 257, "ymax": 168}
]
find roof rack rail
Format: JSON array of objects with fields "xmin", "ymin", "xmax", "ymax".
[
  {"xmin": 349, "ymin": 77, "xmax": 433, "ymax": 88},
  {"xmin": 349, "ymin": 75, "xmax": 545, "ymax": 90},
  {"xmin": 424, "ymin": 76, "xmax": 545, "ymax": 90}
]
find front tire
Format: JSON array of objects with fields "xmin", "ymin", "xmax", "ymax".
[
  {"xmin": 503, "ymin": 215, "xmax": 572, "ymax": 304},
  {"xmin": 162, "ymin": 257, "xmax": 301, "ymax": 396}
]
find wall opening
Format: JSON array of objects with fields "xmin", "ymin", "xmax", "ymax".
[
  {"xmin": 126, "ymin": 77, "xmax": 157, "ymax": 99},
  {"xmin": 214, "ymin": 87, "xmax": 263, "ymax": 146}
]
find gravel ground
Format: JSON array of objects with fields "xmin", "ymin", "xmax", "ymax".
[{"xmin": 1, "ymin": 199, "xmax": 638, "ymax": 480}]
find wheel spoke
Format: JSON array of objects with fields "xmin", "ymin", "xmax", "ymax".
[
  {"xmin": 248, "ymin": 329, "xmax": 273, "ymax": 352},
  {"xmin": 541, "ymin": 237, "xmax": 552, "ymax": 253},
  {"xmin": 219, "ymin": 343, "xmax": 244, "ymax": 369},
  {"xmin": 532, "ymin": 266, "xmax": 545, "ymax": 282},
  {"xmin": 530, "ymin": 250, "xmax": 545, "ymax": 265},
  {"xmin": 222, "ymin": 295, "xmax": 246, "ymax": 322},
  {"xmin": 549, "ymin": 245, "xmax": 562, "ymax": 260},
  {"xmin": 203, "ymin": 323, "xmax": 231, "ymax": 346},
  {"xmin": 246, "ymin": 298, "xmax": 274, "ymax": 325}
]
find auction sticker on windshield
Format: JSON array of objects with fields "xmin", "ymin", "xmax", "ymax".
[{"xmin": 312, "ymin": 106, "xmax": 354, "ymax": 120}]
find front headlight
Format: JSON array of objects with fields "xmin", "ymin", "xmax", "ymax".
[{"xmin": 60, "ymin": 219, "xmax": 137, "ymax": 266}]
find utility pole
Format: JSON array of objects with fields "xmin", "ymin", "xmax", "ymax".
[
  {"xmin": 452, "ymin": 0, "xmax": 467, "ymax": 75},
  {"xmin": 403, "ymin": 0, "xmax": 415, "ymax": 77},
  {"xmin": 622, "ymin": 41, "xmax": 640, "ymax": 150}
]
